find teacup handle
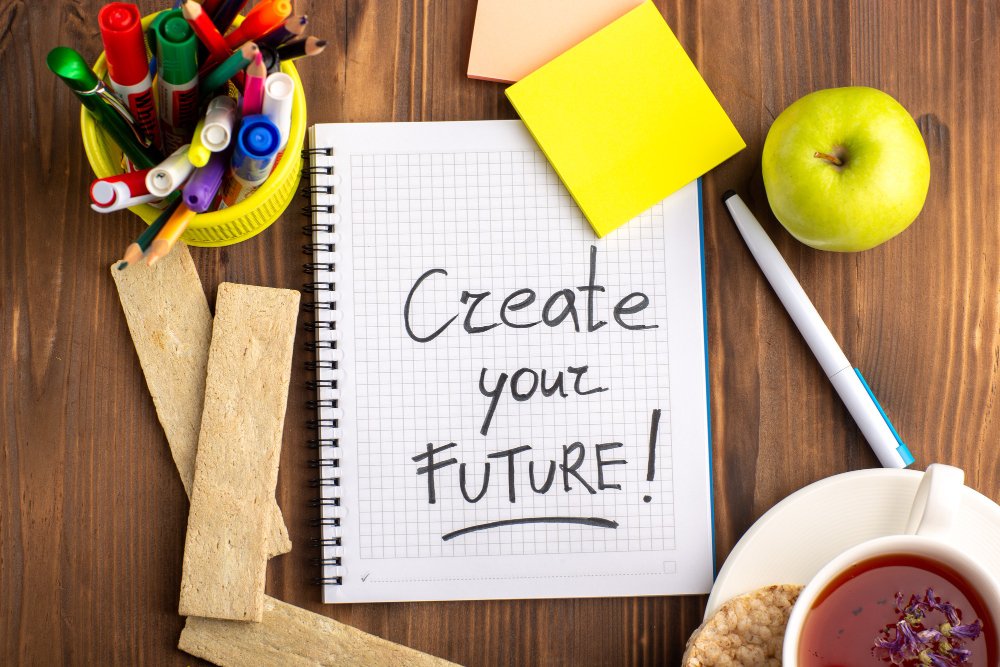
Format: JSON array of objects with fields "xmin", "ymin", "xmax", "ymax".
[{"xmin": 903, "ymin": 464, "xmax": 965, "ymax": 538}]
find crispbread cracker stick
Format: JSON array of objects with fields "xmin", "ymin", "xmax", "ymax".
[
  {"xmin": 179, "ymin": 595, "xmax": 458, "ymax": 667},
  {"xmin": 111, "ymin": 247, "xmax": 291, "ymax": 559},
  {"xmin": 682, "ymin": 584, "xmax": 802, "ymax": 667},
  {"xmin": 178, "ymin": 283, "xmax": 300, "ymax": 622}
]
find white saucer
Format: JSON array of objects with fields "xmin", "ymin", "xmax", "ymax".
[{"xmin": 705, "ymin": 468, "xmax": 1000, "ymax": 618}]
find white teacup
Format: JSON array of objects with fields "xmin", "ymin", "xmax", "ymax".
[{"xmin": 783, "ymin": 464, "xmax": 1000, "ymax": 665}]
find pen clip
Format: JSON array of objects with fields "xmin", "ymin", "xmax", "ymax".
[
  {"xmin": 88, "ymin": 80, "xmax": 153, "ymax": 149},
  {"xmin": 854, "ymin": 368, "xmax": 915, "ymax": 466}
]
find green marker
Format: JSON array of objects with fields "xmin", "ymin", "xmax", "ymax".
[
  {"xmin": 46, "ymin": 46, "xmax": 161, "ymax": 169},
  {"xmin": 145, "ymin": 10, "xmax": 168, "ymax": 53},
  {"xmin": 155, "ymin": 9, "xmax": 199, "ymax": 154},
  {"xmin": 200, "ymin": 42, "xmax": 260, "ymax": 95}
]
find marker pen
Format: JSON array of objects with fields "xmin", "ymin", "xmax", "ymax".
[
  {"xmin": 156, "ymin": 9, "xmax": 200, "ymax": 154},
  {"xmin": 147, "ymin": 144, "xmax": 196, "ymax": 198},
  {"xmin": 46, "ymin": 46, "xmax": 160, "ymax": 170},
  {"xmin": 262, "ymin": 72, "xmax": 294, "ymax": 166},
  {"xmin": 224, "ymin": 0, "xmax": 292, "ymax": 50},
  {"xmin": 218, "ymin": 115, "xmax": 280, "ymax": 207},
  {"xmin": 99, "ymin": 3, "xmax": 162, "ymax": 152},
  {"xmin": 188, "ymin": 119, "xmax": 212, "ymax": 167},
  {"xmin": 201, "ymin": 95, "xmax": 238, "ymax": 152},
  {"xmin": 90, "ymin": 169, "xmax": 159, "ymax": 213},
  {"xmin": 183, "ymin": 150, "xmax": 228, "ymax": 213}
]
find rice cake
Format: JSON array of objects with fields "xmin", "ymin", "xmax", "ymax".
[
  {"xmin": 111, "ymin": 248, "xmax": 291, "ymax": 558},
  {"xmin": 682, "ymin": 584, "xmax": 803, "ymax": 666},
  {"xmin": 179, "ymin": 595, "xmax": 457, "ymax": 667},
  {"xmin": 178, "ymin": 283, "xmax": 300, "ymax": 621}
]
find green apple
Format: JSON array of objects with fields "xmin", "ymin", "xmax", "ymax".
[{"xmin": 761, "ymin": 86, "xmax": 930, "ymax": 252}]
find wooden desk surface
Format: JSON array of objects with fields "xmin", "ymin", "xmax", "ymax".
[{"xmin": 2, "ymin": 1, "xmax": 998, "ymax": 664}]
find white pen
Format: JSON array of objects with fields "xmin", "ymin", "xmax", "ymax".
[
  {"xmin": 201, "ymin": 95, "xmax": 237, "ymax": 152},
  {"xmin": 146, "ymin": 144, "xmax": 195, "ymax": 198},
  {"xmin": 262, "ymin": 73, "xmax": 295, "ymax": 151},
  {"xmin": 722, "ymin": 191, "xmax": 913, "ymax": 469}
]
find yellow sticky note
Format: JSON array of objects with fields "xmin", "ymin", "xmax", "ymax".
[{"xmin": 506, "ymin": 1, "xmax": 745, "ymax": 237}]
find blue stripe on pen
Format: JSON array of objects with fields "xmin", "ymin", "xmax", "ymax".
[{"xmin": 854, "ymin": 368, "xmax": 914, "ymax": 466}]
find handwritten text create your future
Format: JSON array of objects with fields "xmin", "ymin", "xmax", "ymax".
[{"xmin": 401, "ymin": 246, "xmax": 666, "ymax": 542}]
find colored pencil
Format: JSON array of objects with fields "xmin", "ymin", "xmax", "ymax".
[
  {"xmin": 146, "ymin": 203, "xmax": 197, "ymax": 266},
  {"xmin": 275, "ymin": 36, "xmax": 326, "ymax": 61},
  {"xmin": 181, "ymin": 1, "xmax": 231, "ymax": 65},
  {"xmin": 116, "ymin": 195, "xmax": 182, "ymax": 270}
]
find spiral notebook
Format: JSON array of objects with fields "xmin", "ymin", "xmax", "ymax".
[{"xmin": 303, "ymin": 120, "xmax": 713, "ymax": 603}]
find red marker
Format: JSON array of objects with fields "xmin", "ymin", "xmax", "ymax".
[
  {"xmin": 90, "ymin": 169, "xmax": 160, "ymax": 213},
  {"xmin": 98, "ymin": 3, "xmax": 161, "ymax": 151}
]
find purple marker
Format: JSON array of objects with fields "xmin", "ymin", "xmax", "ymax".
[{"xmin": 182, "ymin": 149, "xmax": 227, "ymax": 212}]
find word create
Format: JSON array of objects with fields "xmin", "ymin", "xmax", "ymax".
[
  {"xmin": 412, "ymin": 441, "xmax": 627, "ymax": 505},
  {"xmin": 404, "ymin": 245, "xmax": 657, "ymax": 343}
]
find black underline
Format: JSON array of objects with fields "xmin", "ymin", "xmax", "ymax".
[{"xmin": 441, "ymin": 516, "xmax": 619, "ymax": 541}]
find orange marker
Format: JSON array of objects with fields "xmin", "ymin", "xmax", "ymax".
[
  {"xmin": 224, "ymin": 0, "xmax": 292, "ymax": 50},
  {"xmin": 146, "ymin": 203, "xmax": 197, "ymax": 266},
  {"xmin": 181, "ymin": 1, "xmax": 231, "ymax": 65}
]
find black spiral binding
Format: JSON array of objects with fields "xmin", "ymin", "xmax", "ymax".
[{"xmin": 301, "ymin": 144, "xmax": 344, "ymax": 588}]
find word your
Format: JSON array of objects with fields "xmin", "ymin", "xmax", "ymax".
[
  {"xmin": 478, "ymin": 365, "xmax": 607, "ymax": 435},
  {"xmin": 404, "ymin": 246, "xmax": 657, "ymax": 343}
]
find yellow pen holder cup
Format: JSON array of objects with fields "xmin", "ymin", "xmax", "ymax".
[{"xmin": 80, "ymin": 12, "xmax": 306, "ymax": 247}]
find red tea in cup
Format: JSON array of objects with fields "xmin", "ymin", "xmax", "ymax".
[{"xmin": 798, "ymin": 553, "xmax": 997, "ymax": 666}]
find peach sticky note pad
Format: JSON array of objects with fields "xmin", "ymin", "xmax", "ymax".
[
  {"xmin": 506, "ymin": 1, "xmax": 746, "ymax": 237},
  {"xmin": 467, "ymin": 0, "xmax": 643, "ymax": 83}
]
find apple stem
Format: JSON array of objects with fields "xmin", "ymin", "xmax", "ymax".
[{"xmin": 814, "ymin": 151, "xmax": 844, "ymax": 166}]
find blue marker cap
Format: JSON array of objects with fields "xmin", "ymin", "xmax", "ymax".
[
  {"xmin": 240, "ymin": 116, "xmax": 280, "ymax": 158},
  {"xmin": 232, "ymin": 115, "xmax": 280, "ymax": 184}
]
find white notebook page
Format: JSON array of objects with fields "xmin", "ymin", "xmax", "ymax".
[{"xmin": 309, "ymin": 120, "xmax": 713, "ymax": 603}]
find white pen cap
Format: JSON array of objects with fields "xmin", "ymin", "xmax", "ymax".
[
  {"xmin": 201, "ymin": 95, "xmax": 238, "ymax": 152},
  {"xmin": 146, "ymin": 145, "xmax": 195, "ymax": 198},
  {"xmin": 90, "ymin": 181, "xmax": 159, "ymax": 213},
  {"xmin": 262, "ymin": 73, "xmax": 295, "ymax": 150}
]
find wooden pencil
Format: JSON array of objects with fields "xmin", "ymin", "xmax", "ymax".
[
  {"xmin": 146, "ymin": 203, "xmax": 197, "ymax": 266},
  {"xmin": 117, "ymin": 196, "xmax": 182, "ymax": 270},
  {"xmin": 274, "ymin": 36, "xmax": 326, "ymax": 61}
]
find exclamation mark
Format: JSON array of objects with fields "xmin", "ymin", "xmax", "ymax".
[{"xmin": 643, "ymin": 409, "xmax": 661, "ymax": 503}]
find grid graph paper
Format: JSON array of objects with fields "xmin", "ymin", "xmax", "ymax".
[
  {"xmin": 351, "ymin": 148, "xmax": 676, "ymax": 559},
  {"xmin": 310, "ymin": 121, "xmax": 713, "ymax": 602}
]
